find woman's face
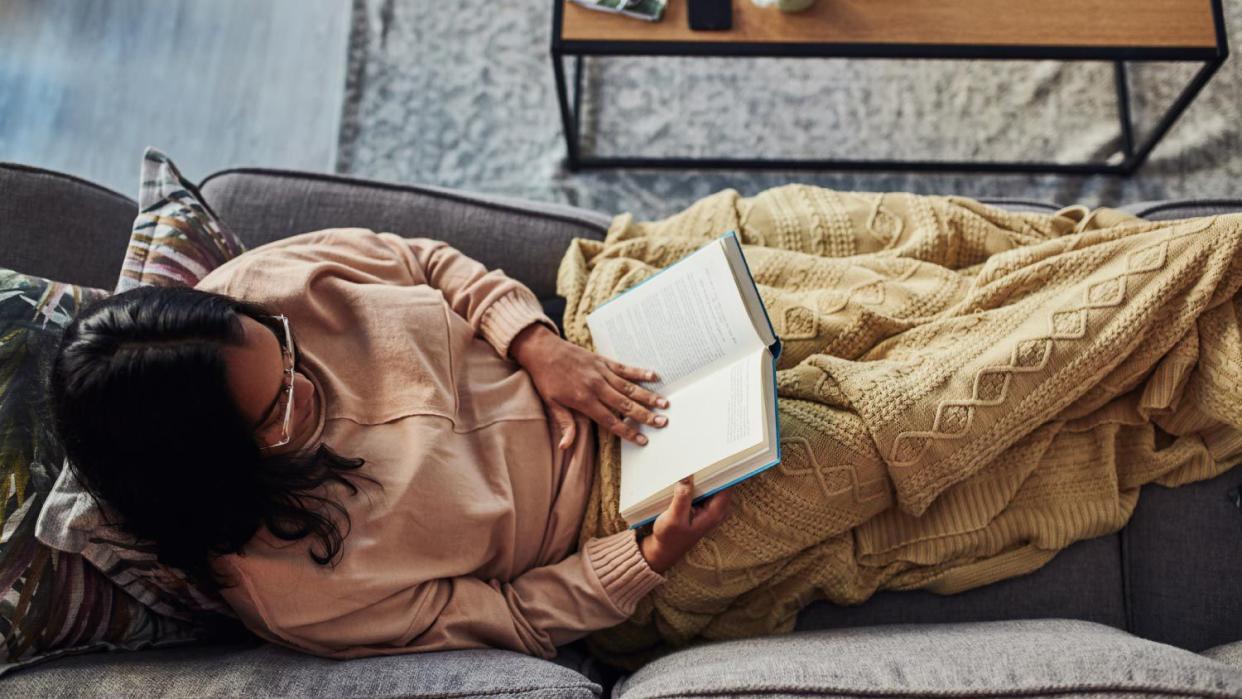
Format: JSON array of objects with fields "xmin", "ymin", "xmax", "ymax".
[{"xmin": 220, "ymin": 314, "xmax": 316, "ymax": 453}]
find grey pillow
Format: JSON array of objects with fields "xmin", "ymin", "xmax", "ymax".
[
  {"xmin": 0, "ymin": 642, "xmax": 602, "ymax": 698},
  {"xmin": 1202, "ymin": 639, "xmax": 1242, "ymax": 669},
  {"xmin": 613, "ymin": 618, "xmax": 1242, "ymax": 699}
]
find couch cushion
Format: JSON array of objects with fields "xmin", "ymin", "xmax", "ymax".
[
  {"xmin": 198, "ymin": 169, "xmax": 611, "ymax": 302},
  {"xmin": 1203, "ymin": 639, "xmax": 1242, "ymax": 669},
  {"xmin": 613, "ymin": 619, "xmax": 1242, "ymax": 699},
  {"xmin": 1, "ymin": 641, "xmax": 601, "ymax": 698},
  {"xmin": 1123, "ymin": 469, "xmax": 1242, "ymax": 652},
  {"xmin": 1119, "ymin": 199, "xmax": 1242, "ymax": 221},
  {"xmin": 0, "ymin": 163, "xmax": 135, "ymax": 289},
  {"xmin": 795, "ymin": 531, "xmax": 1125, "ymax": 632}
]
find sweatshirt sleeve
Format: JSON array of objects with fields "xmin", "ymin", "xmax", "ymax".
[
  {"xmin": 200, "ymin": 228, "xmax": 560, "ymax": 359},
  {"xmin": 375, "ymin": 231, "xmax": 560, "ymax": 359},
  {"xmin": 218, "ymin": 529, "xmax": 665, "ymax": 660}
]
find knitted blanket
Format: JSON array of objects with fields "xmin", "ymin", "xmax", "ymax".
[{"xmin": 555, "ymin": 185, "xmax": 1242, "ymax": 670}]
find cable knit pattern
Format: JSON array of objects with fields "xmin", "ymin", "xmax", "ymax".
[
  {"xmin": 556, "ymin": 185, "xmax": 1242, "ymax": 670},
  {"xmin": 585, "ymin": 530, "xmax": 667, "ymax": 615}
]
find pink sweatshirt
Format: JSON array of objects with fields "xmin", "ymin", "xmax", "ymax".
[{"xmin": 195, "ymin": 228, "xmax": 665, "ymax": 659}]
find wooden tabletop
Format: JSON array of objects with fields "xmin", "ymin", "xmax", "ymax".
[{"xmin": 559, "ymin": 0, "xmax": 1219, "ymax": 49}]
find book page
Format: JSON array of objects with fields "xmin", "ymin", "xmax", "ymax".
[
  {"xmin": 588, "ymin": 239, "xmax": 764, "ymax": 394},
  {"xmin": 722, "ymin": 234, "xmax": 778, "ymax": 350},
  {"xmin": 619, "ymin": 348, "xmax": 765, "ymax": 513}
]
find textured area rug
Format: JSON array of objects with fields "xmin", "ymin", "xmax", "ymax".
[{"xmin": 338, "ymin": 0, "xmax": 1242, "ymax": 218}]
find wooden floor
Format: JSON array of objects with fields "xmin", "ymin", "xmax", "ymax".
[{"xmin": 0, "ymin": 0, "xmax": 351, "ymax": 197}]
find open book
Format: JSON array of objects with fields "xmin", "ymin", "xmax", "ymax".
[{"xmin": 587, "ymin": 231, "xmax": 782, "ymax": 528}]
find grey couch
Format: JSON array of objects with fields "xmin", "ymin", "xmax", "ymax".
[{"xmin": 3, "ymin": 161, "xmax": 1242, "ymax": 698}]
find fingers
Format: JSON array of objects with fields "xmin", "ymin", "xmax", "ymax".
[
  {"xmin": 603, "ymin": 371, "xmax": 669, "ymax": 412},
  {"xmin": 600, "ymin": 382, "xmax": 667, "ymax": 431},
  {"xmin": 664, "ymin": 480, "xmax": 731, "ymax": 533},
  {"xmin": 574, "ymin": 359, "xmax": 669, "ymax": 447},
  {"xmin": 692, "ymin": 490, "xmax": 732, "ymax": 533},
  {"xmin": 548, "ymin": 402, "xmax": 576, "ymax": 450},
  {"xmin": 603, "ymin": 359, "xmax": 663, "ymax": 387},
  {"xmin": 583, "ymin": 400, "xmax": 648, "ymax": 446},
  {"xmin": 650, "ymin": 480, "xmax": 732, "ymax": 572}
]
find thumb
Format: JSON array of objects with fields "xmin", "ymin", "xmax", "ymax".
[
  {"xmin": 667, "ymin": 476, "xmax": 694, "ymax": 524},
  {"xmin": 549, "ymin": 402, "xmax": 576, "ymax": 449}
]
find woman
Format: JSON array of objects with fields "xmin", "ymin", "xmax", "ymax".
[{"xmin": 49, "ymin": 227, "xmax": 731, "ymax": 660}]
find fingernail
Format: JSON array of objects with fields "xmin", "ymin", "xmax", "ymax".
[
  {"xmin": 654, "ymin": 416, "xmax": 667, "ymax": 426},
  {"xmin": 648, "ymin": 372, "xmax": 658, "ymax": 380},
  {"xmin": 637, "ymin": 434, "xmax": 648, "ymax": 445},
  {"xmin": 658, "ymin": 398, "xmax": 669, "ymax": 408}
]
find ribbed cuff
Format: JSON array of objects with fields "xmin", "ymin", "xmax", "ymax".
[
  {"xmin": 478, "ymin": 287, "xmax": 558, "ymax": 358},
  {"xmin": 583, "ymin": 529, "xmax": 666, "ymax": 616}
]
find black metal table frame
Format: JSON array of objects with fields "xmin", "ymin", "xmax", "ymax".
[{"xmin": 551, "ymin": 0, "xmax": 1229, "ymax": 175}]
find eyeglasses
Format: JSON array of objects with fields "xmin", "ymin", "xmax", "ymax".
[{"xmin": 259, "ymin": 314, "xmax": 296, "ymax": 450}]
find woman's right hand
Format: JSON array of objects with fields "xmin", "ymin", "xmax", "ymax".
[{"xmin": 638, "ymin": 476, "xmax": 732, "ymax": 574}]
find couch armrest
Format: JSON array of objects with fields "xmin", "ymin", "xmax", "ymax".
[{"xmin": 199, "ymin": 169, "xmax": 611, "ymax": 301}]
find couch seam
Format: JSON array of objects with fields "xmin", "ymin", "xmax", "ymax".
[
  {"xmin": 652, "ymin": 681, "xmax": 1242, "ymax": 698},
  {"xmin": 0, "ymin": 162, "xmax": 138, "ymax": 208},
  {"xmin": 1120, "ymin": 522, "xmax": 1135, "ymax": 637},
  {"xmin": 382, "ymin": 683, "xmax": 600, "ymax": 698},
  {"xmin": 197, "ymin": 167, "xmax": 610, "ymax": 233}
]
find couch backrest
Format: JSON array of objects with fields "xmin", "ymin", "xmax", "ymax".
[
  {"xmin": 0, "ymin": 163, "xmax": 136, "ymax": 289},
  {"xmin": 199, "ymin": 168, "xmax": 610, "ymax": 300},
  {"xmin": 0, "ymin": 164, "xmax": 612, "ymax": 300}
]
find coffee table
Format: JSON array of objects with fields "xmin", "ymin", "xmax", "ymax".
[{"xmin": 550, "ymin": 0, "xmax": 1228, "ymax": 174}]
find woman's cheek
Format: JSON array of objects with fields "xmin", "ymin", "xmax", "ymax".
[{"xmin": 295, "ymin": 375, "xmax": 315, "ymax": 423}]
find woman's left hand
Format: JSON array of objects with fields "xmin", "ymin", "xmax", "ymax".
[{"xmin": 510, "ymin": 323, "xmax": 669, "ymax": 449}]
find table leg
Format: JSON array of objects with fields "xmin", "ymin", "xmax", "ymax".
[
  {"xmin": 1125, "ymin": 57, "xmax": 1226, "ymax": 174},
  {"xmin": 1114, "ymin": 61, "xmax": 1135, "ymax": 163},
  {"xmin": 551, "ymin": 51, "xmax": 580, "ymax": 170},
  {"xmin": 573, "ymin": 55, "xmax": 584, "ymax": 151}
]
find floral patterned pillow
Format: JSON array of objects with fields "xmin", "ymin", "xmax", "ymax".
[
  {"xmin": 34, "ymin": 148, "xmax": 247, "ymax": 627},
  {"xmin": 0, "ymin": 269, "xmax": 200, "ymax": 674}
]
